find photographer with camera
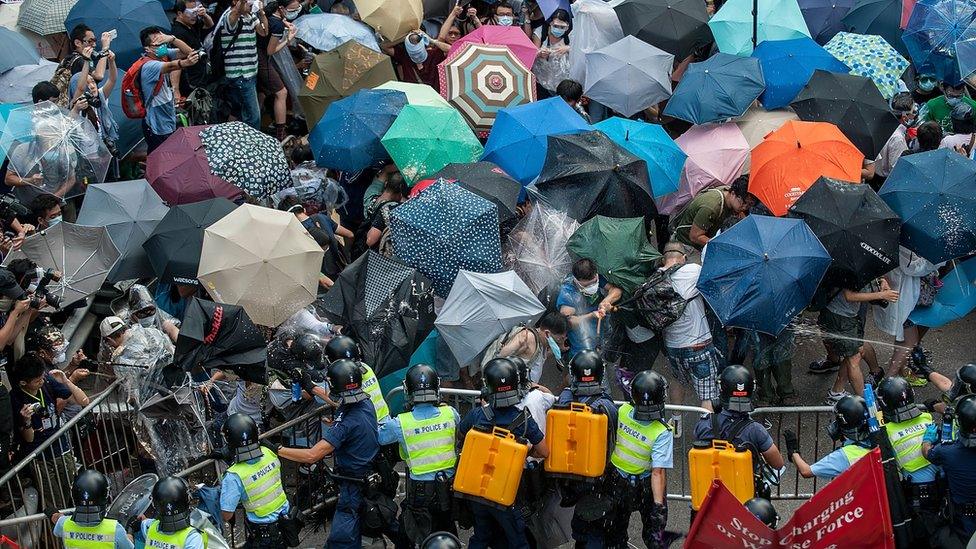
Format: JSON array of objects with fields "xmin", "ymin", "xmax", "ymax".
[
  {"xmin": 0, "ymin": 269, "xmax": 34, "ymax": 365},
  {"xmin": 69, "ymin": 51, "xmax": 121, "ymax": 177},
  {"xmin": 171, "ymin": 0, "xmax": 214, "ymax": 112}
]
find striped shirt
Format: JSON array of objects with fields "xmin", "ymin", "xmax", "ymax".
[{"xmin": 220, "ymin": 11, "xmax": 259, "ymax": 79}]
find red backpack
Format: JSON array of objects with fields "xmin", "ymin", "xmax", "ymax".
[{"xmin": 121, "ymin": 57, "xmax": 165, "ymax": 119}]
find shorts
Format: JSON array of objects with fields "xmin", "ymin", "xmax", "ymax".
[
  {"xmin": 665, "ymin": 343, "xmax": 720, "ymax": 402},
  {"xmin": 257, "ymin": 53, "xmax": 285, "ymax": 95},
  {"xmin": 818, "ymin": 309, "xmax": 864, "ymax": 359}
]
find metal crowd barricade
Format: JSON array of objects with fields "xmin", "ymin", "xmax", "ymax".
[{"xmin": 752, "ymin": 405, "xmax": 836, "ymax": 500}]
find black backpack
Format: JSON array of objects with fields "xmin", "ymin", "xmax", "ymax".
[
  {"xmin": 204, "ymin": 15, "xmax": 244, "ymax": 83},
  {"xmin": 631, "ymin": 264, "xmax": 688, "ymax": 331}
]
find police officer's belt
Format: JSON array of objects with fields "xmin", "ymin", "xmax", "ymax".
[
  {"xmin": 958, "ymin": 502, "xmax": 976, "ymax": 517},
  {"xmin": 904, "ymin": 481, "xmax": 940, "ymax": 504}
]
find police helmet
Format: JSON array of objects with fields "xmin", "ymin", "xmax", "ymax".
[
  {"xmin": 828, "ymin": 396, "xmax": 870, "ymax": 442},
  {"xmin": 404, "ymin": 363, "xmax": 439, "ymax": 408},
  {"xmin": 483, "ymin": 358, "xmax": 521, "ymax": 407},
  {"xmin": 719, "ymin": 365, "xmax": 755, "ymax": 413},
  {"xmin": 151, "ymin": 476, "xmax": 191, "ymax": 533},
  {"xmin": 631, "ymin": 370, "xmax": 667, "ymax": 421},
  {"xmin": 569, "ymin": 350, "xmax": 604, "ymax": 397},
  {"xmin": 292, "ymin": 333, "xmax": 324, "ymax": 368},
  {"xmin": 222, "ymin": 413, "xmax": 263, "ymax": 462},
  {"xmin": 877, "ymin": 377, "xmax": 922, "ymax": 423},
  {"xmin": 508, "ymin": 356, "xmax": 531, "ymax": 389},
  {"xmin": 744, "ymin": 497, "xmax": 779, "ymax": 528},
  {"xmin": 325, "ymin": 335, "xmax": 361, "ymax": 362},
  {"xmin": 956, "ymin": 394, "xmax": 976, "ymax": 448},
  {"xmin": 951, "ymin": 363, "xmax": 976, "ymax": 400},
  {"xmin": 327, "ymin": 359, "xmax": 369, "ymax": 404},
  {"xmin": 421, "ymin": 532, "xmax": 462, "ymax": 549},
  {"xmin": 72, "ymin": 469, "xmax": 110, "ymax": 526}
]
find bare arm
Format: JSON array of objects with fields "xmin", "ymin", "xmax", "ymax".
[
  {"xmin": 843, "ymin": 288, "xmax": 898, "ymax": 303},
  {"xmin": 528, "ymin": 438, "xmax": 548, "ymax": 459},
  {"xmin": 366, "ymin": 227, "xmax": 382, "ymax": 247},
  {"xmin": 762, "ymin": 443, "xmax": 785, "ymax": 469},
  {"xmin": 651, "ymin": 468, "xmax": 666, "ymax": 504},
  {"xmin": 335, "ymin": 224, "xmax": 353, "ymax": 239},
  {"xmin": 689, "ymin": 224, "xmax": 710, "ymax": 247},
  {"xmin": 439, "ymin": 6, "xmax": 461, "ymax": 41},
  {"xmin": 789, "ymin": 450, "xmax": 815, "ymax": 478},
  {"xmin": 278, "ymin": 439, "xmax": 334, "ymax": 464},
  {"xmin": 73, "ymin": 55, "xmax": 91, "ymax": 101},
  {"xmin": 101, "ymin": 54, "xmax": 117, "ymax": 97}
]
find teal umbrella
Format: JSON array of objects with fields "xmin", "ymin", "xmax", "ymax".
[
  {"xmin": 594, "ymin": 117, "xmax": 686, "ymax": 198},
  {"xmin": 708, "ymin": 0, "xmax": 812, "ymax": 55},
  {"xmin": 381, "ymin": 105, "xmax": 484, "ymax": 186},
  {"xmin": 823, "ymin": 32, "xmax": 908, "ymax": 99}
]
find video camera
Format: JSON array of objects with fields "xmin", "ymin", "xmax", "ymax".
[
  {"xmin": 0, "ymin": 195, "xmax": 29, "ymax": 225},
  {"xmin": 26, "ymin": 268, "xmax": 61, "ymax": 310}
]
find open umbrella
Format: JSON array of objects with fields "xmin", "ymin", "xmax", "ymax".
[
  {"xmin": 735, "ymin": 105, "xmax": 800, "ymax": 173},
  {"xmin": 749, "ymin": 120, "xmax": 864, "ymax": 216},
  {"xmin": 142, "ymin": 198, "xmax": 238, "ymax": 286},
  {"xmin": 0, "ymin": 27, "xmax": 40, "ymax": 74},
  {"xmin": 910, "ymin": 256, "xmax": 976, "ymax": 327},
  {"xmin": 534, "ymin": 130, "xmax": 656, "ymax": 221},
  {"xmin": 584, "ymin": 35, "xmax": 673, "ymax": 118},
  {"xmin": 708, "ymin": 0, "xmax": 812, "ymax": 55},
  {"xmin": 594, "ymin": 117, "xmax": 686, "ymax": 198},
  {"xmin": 375, "ymin": 80, "xmax": 451, "ymax": 108},
  {"xmin": 439, "ymin": 43, "xmax": 536, "ymax": 133},
  {"xmin": 449, "ymin": 26, "xmax": 539, "ymax": 70},
  {"xmin": 145, "ymin": 126, "xmax": 243, "ymax": 206},
  {"xmin": 353, "ymin": 0, "xmax": 422, "ymax": 42},
  {"xmin": 319, "ymin": 250, "xmax": 436, "ymax": 377},
  {"xmin": 842, "ymin": 0, "xmax": 910, "ymax": 57},
  {"xmin": 309, "ymin": 88, "xmax": 406, "ymax": 172},
  {"xmin": 903, "ymin": 0, "xmax": 976, "ymax": 84},
  {"xmin": 298, "ymin": 41, "xmax": 396, "ymax": 128},
  {"xmin": 612, "ymin": 0, "xmax": 713, "ymax": 59},
  {"xmin": 198, "ymin": 122, "xmax": 290, "ymax": 200},
  {"xmin": 790, "ymin": 69, "xmax": 898, "ymax": 158},
  {"xmin": 381, "ymin": 105, "xmax": 483, "ymax": 185},
  {"xmin": 435, "ymin": 270, "xmax": 545, "ymax": 365},
  {"xmin": 76, "ymin": 180, "xmax": 169, "ymax": 282},
  {"xmin": 799, "ymin": 0, "xmax": 855, "ymax": 44},
  {"xmin": 389, "ymin": 181, "xmax": 502, "ymax": 296},
  {"xmin": 751, "ymin": 37, "xmax": 849, "ymax": 109},
  {"xmin": 174, "ymin": 297, "xmax": 268, "ymax": 384},
  {"xmin": 699, "ymin": 215, "xmax": 832, "ymax": 335},
  {"xmin": 567, "ymin": 216, "xmax": 661, "ymax": 293},
  {"xmin": 656, "ymin": 122, "xmax": 749, "ymax": 215},
  {"xmin": 956, "ymin": 19, "xmax": 976, "ymax": 80},
  {"xmin": 0, "ymin": 103, "xmax": 27, "ymax": 166},
  {"xmin": 0, "ymin": 60, "xmax": 56, "ymax": 104},
  {"xmin": 64, "ymin": 0, "xmax": 170, "ymax": 69},
  {"xmin": 430, "ymin": 161, "xmax": 522, "ymax": 223},
  {"xmin": 198, "ymin": 204, "xmax": 325, "ymax": 327},
  {"xmin": 824, "ymin": 32, "xmax": 908, "ymax": 99},
  {"xmin": 16, "ymin": 0, "xmax": 78, "ymax": 36},
  {"xmin": 481, "ymin": 97, "xmax": 590, "ymax": 185},
  {"xmin": 503, "ymin": 201, "xmax": 580, "ymax": 294},
  {"xmin": 663, "ymin": 53, "xmax": 765, "ymax": 124},
  {"xmin": 569, "ymin": 0, "xmax": 625, "ymax": 83},
  {"xmin": 294, "ymin": 12, "xmax": 381, "ymax": 52},
  {"xmin": 0, "ymin": 2, "xmax": 59, "ymax": 59},
  {"xmin": 879, "ymin": 148, "xmax": 976, "ymax": 263}
]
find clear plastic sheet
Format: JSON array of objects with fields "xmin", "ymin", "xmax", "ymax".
[
  {"xmin": 568, "ymin": 0, "xmax": 624, "ymax": 84},
  {"xmin": 502, "ymin": 201, "xmax": 579, "ymax": 295}
]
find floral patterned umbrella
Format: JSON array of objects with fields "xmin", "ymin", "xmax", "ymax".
[
  {"xmin": 824, "ymin": 32, "xmax": 908, "ymax": 99},
  {"xmin": 198, "ymin": 122, "xmax": 291, "ymax": 200}
]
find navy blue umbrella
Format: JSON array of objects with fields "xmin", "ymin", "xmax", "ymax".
[
  {"xmin": 0, "ymin": 28, "xmax": 40, "ymax": 74},
  {"xmin": 662, "ymin": 53, "xmax": 765, "ymax": 124},
  {"xmin": 751, "ymin": 38, "xmax": 849, "ymax": 109},
  {"xmin": 106, "ymin": 68, "xmax": 144, "ymax": 158},
  {"xmin": 798, "ymin": 0, "xmax": 855, "ymax": 44},
  {"xmin": 879, "ymin": 149, "xmax": 976, "ymax": 264},
  {"xmin": 698, "ymin": 215, "xmax": 832, "ymax": 335},
  {"xmin": 309, "ymin": 88, "xmax": 407, "ymax": 172},
  {"xmin": 65, "ymin": 0, "xmax": 171, "ymax": 69}
]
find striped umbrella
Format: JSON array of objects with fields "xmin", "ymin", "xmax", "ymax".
[
  {"xmin": 17, "ymin": 0, "xmax": 79, "ymax": 36},
  {"xmin": 439, "ymin": 43, "xmax": 536, "ymax": 134}
]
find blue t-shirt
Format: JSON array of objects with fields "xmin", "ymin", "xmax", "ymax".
[
  {"xmin": 219, "ymin": 457, "xmax": 291, "ymax": 523},
  {"xmin": 379, "ymin": 403, "xmax": 461, "ymax": 480},
  {"xmin": 54, "ymin": 516, "xmax": 133, "ymax": 549},
  {"xmin": 154, "ymin": 281, "xmax": 189, "ymax": 321},
  {"xmin": 556, "ymin": 276, "xmax": 606, "ymax": 356},
  {"xmin": 694, "ymin": 410, "xmax": 774, "ymax": 454},
  {"xmin": 459, "ymin": 405, "xmax": 544, "ymax": 445},
  {"xmin": 139, "ymin": 519, "xmax": 205, "ymax": 549},
  {"xmin": 324, "ymin": 399, "xmax": 379, "ymax": 476},
  {"xmin": 809, "ymin": 441, "xmax": 872, "ymax": 480},
  {"xmin": 140, "ymin": 58, "xmax": 176, "ymax": 135},
  {"xmin": 927, "ymin": 442, "xmax": 976, "ymax": 536}
]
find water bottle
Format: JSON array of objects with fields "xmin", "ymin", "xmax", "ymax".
[
  {"xmin": 942, "ymin": 408, "xmax": 955, "ymax": 443},
  {"xmin": 291, "ymin": 381, "xmax": 302, "ymax": 402}
]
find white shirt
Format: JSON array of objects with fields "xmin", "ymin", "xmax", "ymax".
[
  {"xmin": 873, "ymin": 246, "xmax": 940, "ymax": 341},
  {"xmin": 517, "ymin": 388, "xmax": 556, "ymax": 464},
  {"xmin": 939, "ymin": 133, "xmax": 976, "ymax": 158},
  {"xmin": 874, "ymin": 125, "xmax": 909, "ymax": 177},
  {"xmin": 662, "ymin": 263, "xmax": 711, "ymax": 348}
]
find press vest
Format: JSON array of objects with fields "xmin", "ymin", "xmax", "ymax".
[
  {"xmin": 145, "ymin": 521, "xmax": 207, "ymax": 549},
  {"xmin": 884, "ymin": 413, "xmax": 933, "ymax": 473},
  {"xmin": 840, "ymin": 443, "xmax": 871, "ymax": 465},
  {"xmin": 362, "ymin": 364, "xmax": 390, "ymax": 422},
  {"xmin": 61, "ymin": 518, "xmax": 117, "ymax": 549},
  {"xmin": 610, "ymin": 403, "xmax": 668, "ymax": 475},
  {"xmin": 400, "ymin": 405, "xmax": 458, "ymax": 475},
  {"xmin": 227, "ymin": 446, "xmax": 288, "ymax": 518}
]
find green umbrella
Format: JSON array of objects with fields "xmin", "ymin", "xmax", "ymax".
[
  {"xmin": 375, "ymin": 80, "xmax": 451, "ymax": 108},
  {"xmin": 823, "ymin": 32, "xmax": 907, "ymax": 100},
  {"xmin": 566, "ymin": 216, "xmax": 661, "ymax": 294},
  {"xmin": 381, "ymin": 105, "xmax": 484, "ymax": 185}
]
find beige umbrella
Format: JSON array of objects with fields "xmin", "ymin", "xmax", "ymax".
[
  {"xmin": 197, "ymin": 204, "xmax": 324, "ymax": 327},
  {"xmin": 734, "ymin": 104, "xmax": 799, "ymax": 173},
  {"xmin": 353, "ymin": 0, "xmax": 422, "ymax": 42}
]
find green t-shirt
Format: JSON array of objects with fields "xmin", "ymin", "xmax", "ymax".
[
  {"xmin": 669, "ymin": 187, "xmax": 728, "ymax": 248},
  {"xmin": 923, "ymin": 95, "xmax": 976, "ymax": 133}
]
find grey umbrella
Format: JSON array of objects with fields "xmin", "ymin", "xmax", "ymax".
[
  {"xmin": 0, "ymin": 60, "xmax": 56, "ymax": 103},
  {"xmin": 583, "ymin": 35, "xmax": 674, "ymax": 117},
  {"xmin": 76, "ymin": 180, "xmax": 169, "ymax": 282}
]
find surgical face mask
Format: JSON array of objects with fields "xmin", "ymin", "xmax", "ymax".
[
  {"xmin": 52, "ymin": 342, "xmax": 67, "ymax": 364},
  {"xmin": 576, "ymin": 279, "xmax": 599, "ymax": 296},
  {"xmin": 918, "ymin": 78, "xmax": 937, "ymax": 92},
  {"xmin": 284, "ymin": 8, "xmax": 301, "ymax": 20},
  {"xmin": 947, "ymin": 95, "xmax": 964, "ymax": 107},
  {"xmin": 546, "ymin": 335, "xmax": 562, "ymax": 362},
  {"xmin": 138, "ymin": 316, "xmax": 154, "ymax": 328},
  {"xmin": 155, "ymin": 44, "xmax": 171, "ymax": 58},
  {"xmin": 47, "ymin": 215, "xmax": 62, "ymax": 228},
  {"xmin": 550, "ymin": 26, "xmax": 567, "ymax": 38},
  {"xmin": 497, "ymin": 15, "xmax": 514, "ymax": 26}
]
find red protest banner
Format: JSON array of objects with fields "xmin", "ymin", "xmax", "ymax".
[{"xmin": 686, "ymin": 448, "xmax": 895, "ymax": 549}]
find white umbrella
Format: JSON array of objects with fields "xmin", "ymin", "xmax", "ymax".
[{"xmin": 584, "ymin": 35, "xmax": 674, "ymax": 117}]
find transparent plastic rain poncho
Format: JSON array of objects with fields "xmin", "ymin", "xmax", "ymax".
[
  {"xmin": 502, "ymin": 201, "xmax": 580, "ymax": 295},
  {"xmin": 568, "ymin": 0, "xmax": 624, "ymax": 84},
  {"xmin": 276, "ymin": 161, "xmax": 349, "ymax": 215}
]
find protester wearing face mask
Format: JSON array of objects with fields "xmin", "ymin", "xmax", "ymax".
[
  {"xmin": 137, "ymin": 26, "xmax": 200, "ymax": 152},
  {"xmin": 920, "ymin": 80, "xmax": 976, "ymax": 134},
  {"xmin": 170, "ymin": 0, "xmax": 214, "ymax": 107},
  {"xmin": 27, "ymin": 324, "xmax": 89, "ymax": 380},
  {"xmin": 125, "ymin": 284, "xmax": 180, "ymax": 343},
  {"xmin": 531, "ymin": 9, "xmax": 571, "ymax": 97},
  {"xmin": 29, "ymin": 194, "xmax": 63, "ymax": 231},
  {"xmin": 480, "ymin": 312, "xmax": 570, "ymax": 384},
  {"xmin": 557, "ymin": 258, "xmax": 622, "ymax": 359},
  {"xmin": 912, "ymin": 73, "xmax": 941, "ymax": 105},
  {"xmin": 491, "ymin": 1, "xmax": 517, "ymax": 26},
  {"xmin": 386, "ymin": 30, "xmax": 450, "ymax": 88},
  {"xmin": 871, "ymin": 92, "xmax": 916, "ymax": 189}
]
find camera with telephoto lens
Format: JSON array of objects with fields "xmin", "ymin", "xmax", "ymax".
[
  {"xmin": 82, "ymin": 90, "xmax": 101, "ymax": 109},
  {"xmin": 0, "ymin": 195, "xmax": 30, "ymax": 225},
  {"xmin": 28, "ymin": 269, "xmax": 61, "ymax": 310}
]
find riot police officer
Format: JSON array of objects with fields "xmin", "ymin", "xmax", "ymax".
[
  {"xmin": 744, "ymin": 497, "xmax": 778, "ymax": 529},
  {"xmin": 378, "ymin": 364, "xmax": 460, "ymax": 545},
  {"xmin": 421, "ymin": 532, "xmax": 462, "ymax": 549},
  {"xmin": 923, "ymin": 394, "xmax": 976, "ymax": 548},
  {"xmin": 325, "ymin": 335, "xmax": 390, "ymax": 423},
  {"xmin": 458, "ymin": 358, "xmax": 548, "ymax": 549},
  {"xmin": 218, "ymin": 413, "xmax": 290, "ymax": 548},
  {"xmin": 141, "ymin": 476, "xmax": 205, "ymax": 549},
  {"xmin": 786, "ymin": 395, "xmax": 875, "ymax": 480},
  {"xmin": 50, "ymin": 469, "xmax": 133, "ymax": 548}
]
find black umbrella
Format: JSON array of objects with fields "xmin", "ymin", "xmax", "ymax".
[
  {"xmin": 431, "ymin": 161, "xmax": 522, "ymax": 223},
  {"xmin": 790, "ymin": 69, "xmax": 898, "ymax": 159},
  {"xmin": 788, "ymin": 177, "xmax": 901, "ymax": 290},
  {"xmin": 613, "ymin": 0, "xmax": 714, "ymax": 60},
  {"xmin": 318, "ymin": 251, "xmax": 436, "ymax": 378},
  {"xmin": 534, "ymin": 130, "xmax": 657, "ymax": 222},
  {"xmin": 142, "ymin": 198, "xmax": 238, "ymax": 287},
  {"xmin": 174, "ymin": 297, "xmax": 268, "ymax": 384}
]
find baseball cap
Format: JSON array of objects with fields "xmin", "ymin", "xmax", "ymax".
[
  {"xmin": 0, "ymin": 268, "xmax": 26, "ymax": 300},
  {"xmin": 99, "ymin": 316, "xmax": 126, "ymax": 339}
]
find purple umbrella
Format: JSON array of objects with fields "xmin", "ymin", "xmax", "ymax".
[
  {"xmin": 655, "ymin": 123, "xmax": 749, "ymax": 215},
  {"xmin": 145, "ymin": 126, "xmax": 243, "ymax": 206},
  {"xmin": 798, "ymin": 0, "xmax": 855, "ymax": 44}
]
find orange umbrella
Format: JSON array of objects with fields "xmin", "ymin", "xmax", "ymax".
[{"xmin": 749, "ymin": 120, "xmax": 864, "ymax": 216}]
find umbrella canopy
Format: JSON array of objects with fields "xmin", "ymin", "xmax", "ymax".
[
  {"xmin": 735, "ymin": 105, "xmax": 800, "ymax": 173},
  {"xmin": 353, "ymin": 0, "xmax": 422, "ymax": 42},
  {"xmin": 0, "ymin": 60, "xmax": 56, "ymax": 104},
  {"xmin": 879, "ymin": 148, "xmax": 976, "ymax": 263},
  {"xmin": 568, "ymin": 0, "xmax": 625, "ymax": 83},
  {"xmin": 76, "ymin": 180, "xmax": 169, "ymax": 282},
  {"xmin": 824, "ymin": 32, "xmax": 909, "ymax": 99},
  {"xmin": 594, "ymin": 117, "xmax": 686, "ymax": 198},
  {"xmin": 375, "ymin": 80, "xmax": 451, "ymax": 107},
  {"xmin": 298, "ymin": 41, "xmax": 396, "ymax": 129},
  {"xmin": 198, "ymin": 122, "xmax": 290, "ymax": 200},
  {"xmin": 751, "ymin": 37, "xmax": 850, "ymax": 109},
  {"xmin": 0, "ymin": 3, "xmax": 59, "ymax": 59},
  {"xmin": 64, "ymin": 0, "xmax": 170, "ymax": 69},
  {"xmin": 145, "ymin": 126, "xmax": 243, "ymax": 205},
  {"xmin": 319, "ymin": 250, "xmax": 436, "ymax": 377},
  {"xmin": 708, "ymin": 0, "xmax": 812, "ymax": 55},
  {"xmin": 789, "ymin": 177, "xmax": 901, "ymax": 289},
  {"xmin": 294, "ymin": 12, "xmax": 381, "ymax": 52},
  {"xmin": 903, "ymin": 0, "xmax": 976, "ymax": 84},
  {"xmin": 534, "ymin": 130, "xmax": 656, "ymax": 222},
  {"xmin": 699, "ymin": 215, "xmax": 832, "ymax": 334},
  {"xmin": 175, "ymin": 298, "xmax": 268, "ymax": 384},
  {"xmin": 910, "ymin": 255, "xmax": 976, "ymax": 327},
  {"xmin": 389, "ymin": 181, "xmax": 502, "ymax": 296},
  {"xmin": 16, "ymin": 0, "xmax": 78, "ymax": 35},
  {"xmin": 799, "ymin": 0, "xmax": 856, "ymax": 44},
  {"xmin": 790, "ymin": 69, "xmax": 898, "ymax": 158},
  {"xmin": 749, "ymin": 120, "xmax": 864, "ymax": 216},
  {"xmin": 142, "ymin": 198, "xmax": 238, "ymax": 286},
  {"xmin": 567, "ymin": 215, "xmax": 662, "ymax": 293},
  {"xmin": 381, "ymin": 105, "xmax": 483, "ymax": 185},
  {"xmin": 310, "ymin": 88, "xmax": 406, "ymax": 172},
  {"xmin": 503, "ymin": 201, "xmax": 580, "ymax": 294},
  {"xmin": 435, "ymin": 270, "xmax": 545, "ymax": 365},
  {"xmin": 0, "ymin": 27, "xmax": 40, "ymax": 74},
  {"xmin": 430, "ymin": 161, "xmax": 522, "ymax": 223},
  {"xmin": 439, "ymin": 42, "xmax": 536, "ymax": 133},
  {"xmin": 584, "ymin": 35, "xmax": 673, "ymax": 118},
  {"xmin": 449, "ymin": 26, "xmax": 539, "ymax": 70},
  {"xmin": 842, "ymin": 0, "xmax": 910, "ymax": 57},
  {"xmin": 197, "ymin": 204, "xmax": 323, "ymax": 327},
  {"xmin": 0, "ymin": 103, "xmax": 27, "ymax": 166},
  {"xmin": 612, "ymin": 0, "xmax": 713, "ymax": 59},
  {"xmin": 656, "ymin": 122, "xmax": 749, "ymax": 215},
  {"xmin": 663, "ymin": 53, "xmax": 765, "ymax": 124},
  {"xmin": 956, "ymin": 18, "xmax": 976, "ymax": 80},
  {"xmin": 481, "ymin": 97, "xmax": 591, "ymax": 185}
]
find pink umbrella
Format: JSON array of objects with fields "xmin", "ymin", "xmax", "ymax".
[
  {"xmin": 146, "ymin": 126, "xmax": 243, "ymax": 206},
  {"xmin": 448, "ymin": 25, "xmax": 539, "ymax": 70},
  {"xmin": 655, "ymin": 123, "xmax": 748, "ymax": 215}
]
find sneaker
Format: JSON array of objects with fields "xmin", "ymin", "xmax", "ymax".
[
  {"xmin": 905, "ymin": 373, "xmax": 929, "ymax": 387},
  {"xmin": 668, "ymin": 414, "xmax": 682, "ymax": 439},
  {"xmin": 808, "ymin": 359, "xmax": 840, "ymax": 374},
  {"xmin": 824, "ymin": 390, "xmax": 850, "ymax": 405}
]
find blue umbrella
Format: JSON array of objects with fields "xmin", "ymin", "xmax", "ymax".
[
  {"xmin": 842, "ymin": 0, "xmax": 910, "ymax": 58},
  {"xmin": 698, "ymin": 215, "xmax": 832, "ymax": 335},
  {"xmin": 799, "ymin": 0, "xmax": 855, "ymax": 44},
  {"xmin": 910, "ymin": 256, "xmax": 976, "ymax": 328},
  {"xmin": 309, "ymin": 88, "xmax": 406, "ymax": 172},
  {"xmin": 879, "ymin": 149, "xmax": 976, "ymax": 264},
  {"xmin": 663, "ymin": 53, "xmax": 765, "ymax": 124},
  {"xmin": 106, "ymin": 68, "xmax": 144, "ymax": 158},
  {"xmin": 0, "ymin": 27, "xmax": 40, "ymax": 74},
  {"xmin": 752, "ymin": 37, "xmax": 849, "ymax": 109},
  {"xmin": 0, "ymin": 103, "xmax": 29, "ymax": 165},
  {"xmin": 64, "ymin": 0, "xmax": 170, "ymax": 69},
  {"xmin": 389, "ymin": 181, "xmax": 502, "ymax": 296},
  {"xmin": 594, "ymin": 117, "xmax": 686, "ymax": 198},
  {"xmin": 481, "ymin": 97, "xmax": 590, "ymax": 185},
  {"xmin": 902, "ymin": 0, "xmax": 976, "ymax": 84}
]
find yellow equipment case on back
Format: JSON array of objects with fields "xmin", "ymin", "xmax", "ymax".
[
  {"xmin": 453, "ymin": 426, "xmax": 529, "ymax": 507},
  {"xmin": 544, "ymin": 402, "xmax": 608, "ymax": 479},
  {"xmin": 688, "ymin": 439, "xmax": 754, "ymax": 510}
]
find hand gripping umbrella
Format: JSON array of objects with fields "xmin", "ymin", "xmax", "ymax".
[
  {"xmin": 502, "ymin": 201, "xmax": 580, "ymax": 295},
  {"xmin": 567, "ymin": 215, "xmax": 662, "ymax": 294},
  {"xmin": 174, "ymin": 297, "xmax": 269, "ymax": 384}
]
